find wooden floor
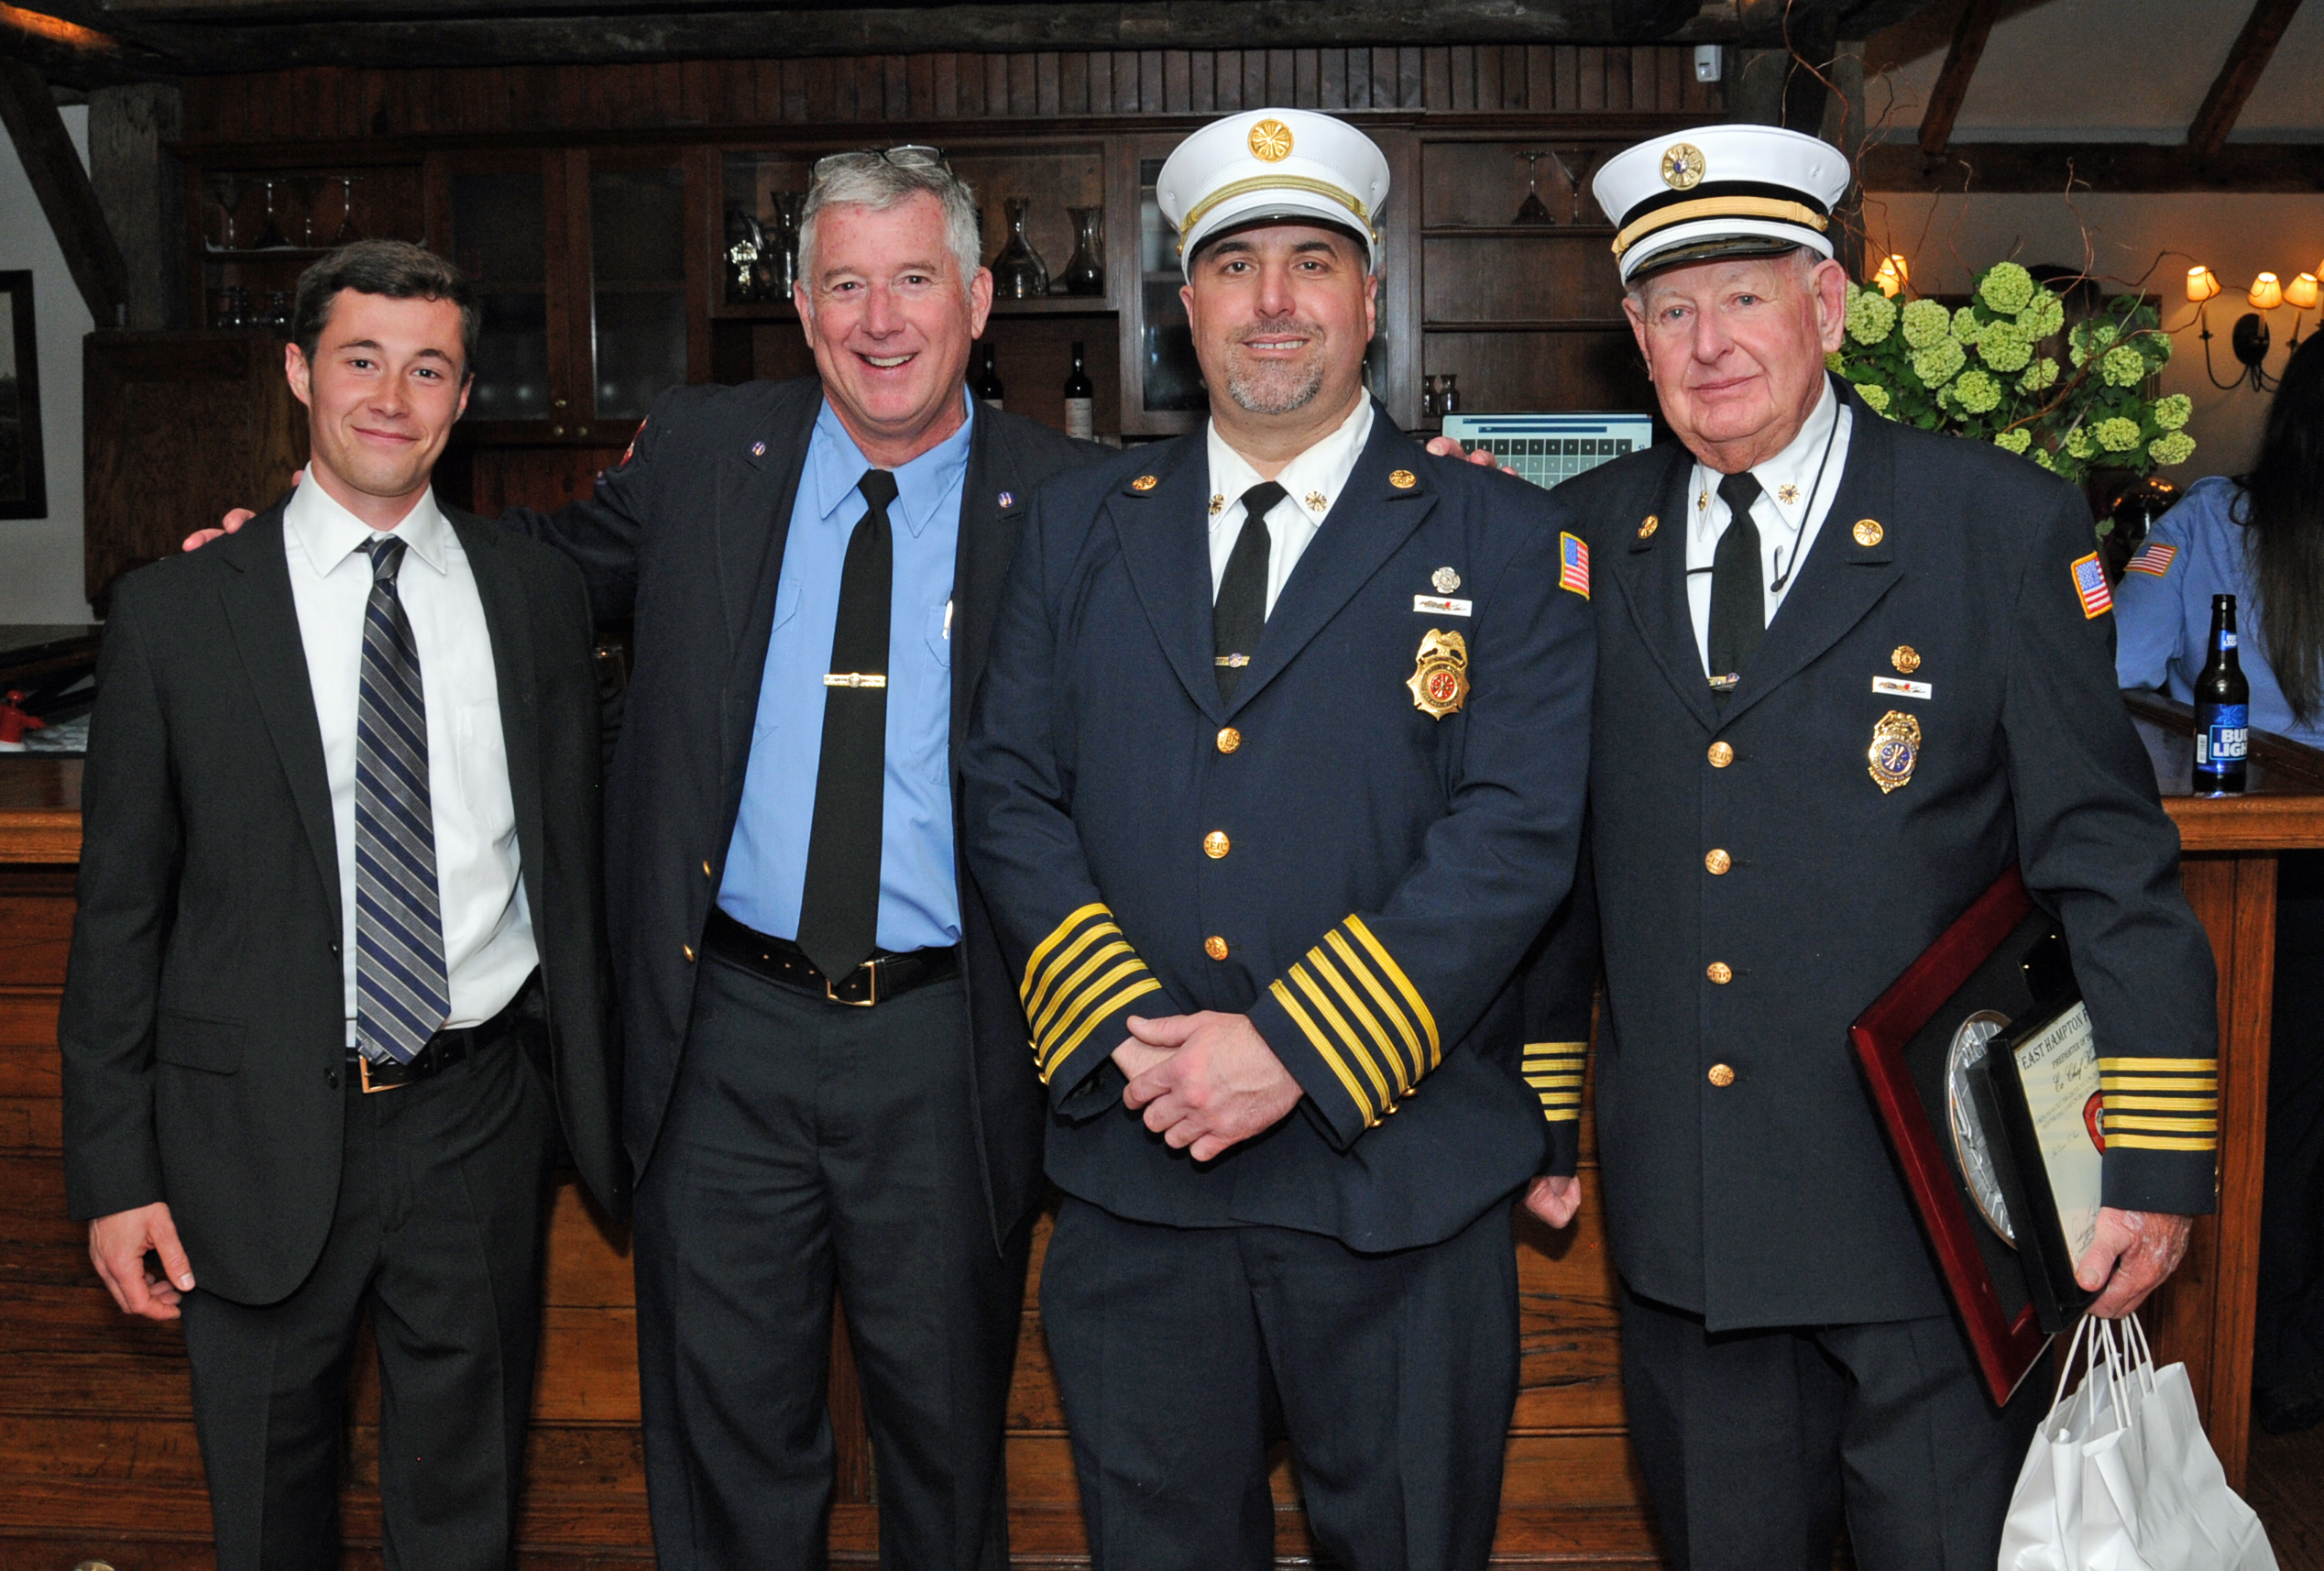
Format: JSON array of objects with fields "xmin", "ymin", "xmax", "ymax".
[{"xmin": 2250, "ymin": 1422, "xmax": 2324, "ymax": 1569}]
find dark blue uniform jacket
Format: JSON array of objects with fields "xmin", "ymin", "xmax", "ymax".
[
  {"xmin": 961, "ymin": 404, "xmax": 1596, "ymax": 1253},
  {"xmin": 1552, "ymin": 379, "xmax": 2220, "ymax": 1331}
]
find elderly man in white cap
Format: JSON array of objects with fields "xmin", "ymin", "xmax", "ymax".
[
  {"xmin": 962, "ymin": 108, "xmax": 1598, "ymax": 1569},
  {"xmin": 1534, "ymin": 123, "xmax": 2219, "ymax": 1567}
]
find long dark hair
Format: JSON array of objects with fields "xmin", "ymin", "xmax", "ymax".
[{"xmin": 2241, "ymin": 333, "xmax": 2324, "ymax": 725}]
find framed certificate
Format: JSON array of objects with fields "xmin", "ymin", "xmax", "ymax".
[{"xmin": 1847, "ymin": 866, "xmax": 2098, "ymax": 1404}]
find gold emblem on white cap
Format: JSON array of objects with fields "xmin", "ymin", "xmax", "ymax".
[
  {"xmin": 1249, "ymin": 118, "xmax": 1294, "ymax": 162},
  {"xmin": 1661, "ymin": 143, "xmax": 1706, "ymax": 191}
]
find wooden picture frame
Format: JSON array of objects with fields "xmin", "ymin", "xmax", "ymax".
[
  {"xmin": 1848, "ymin": 866, "xmax": 2060, "ymax": 1405},
  {"xmin": 0, "ymin": 272, "xmax": 46, "ymax": 521}
]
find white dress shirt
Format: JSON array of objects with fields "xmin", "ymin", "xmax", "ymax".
[
  {"xmin": 1205, "ymin": 396, "xmax": 1376, "ymax": 612},
  {"xmin": 1685, "ymin": 376, "xmax": 1853, "ymax": 673},
  {"xmin": 284, "ymin": 480, "xmax": 538, "ymax": 1046}
]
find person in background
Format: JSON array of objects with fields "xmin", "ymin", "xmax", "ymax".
[{"xmin": 2116, "ymin": 329, "xmax": 2324, "ymax": 1434}]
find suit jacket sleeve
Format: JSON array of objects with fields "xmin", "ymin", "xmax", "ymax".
[
  {"xmin": 1244, "ymin": 500, "xmax": 1597, "ymax": 1149},
  {"xmin": 499, "ymin": 394, "xmax": 679, "ymax": 623},
  {"xmin": 961, "ymin": 488, "xmax": 1177, "ymax": 1115},
  {"xmin": 1518, "ymin": 838, "xmax": 1599, "ymax": 1177},
  {"xmin": 2006, "ymin": 487, "xmax": 2219, "ymax": 1216},
  {"xmin": 59, "ymin": 582, "xmax": 179, "ymax": 1222}
]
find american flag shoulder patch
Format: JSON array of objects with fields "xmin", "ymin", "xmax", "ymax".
[
  {"xmin": 1559, "ymin": 532, "xmax": 1590, "ymax": 599},
  {"xmin": 2071, "ymin": 552, "xmax": 2112, "ymax": 620},
  {"xmin": 2126, "ymin": 541, "xmax": 2178, "ymax": 578}
]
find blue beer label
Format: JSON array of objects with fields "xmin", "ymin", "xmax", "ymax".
[{"xmin": 2195, "ymin": 703, "xmax": 2249, "ymax": 766}]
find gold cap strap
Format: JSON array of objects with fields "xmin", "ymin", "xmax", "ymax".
[
  {"xmin": 1178, "ymin": 173, "xmax": 1378, "ymax": 254},
  {"xmin": 1611, "ymin": 195, "xmax": 1831, "ymax": 258}
]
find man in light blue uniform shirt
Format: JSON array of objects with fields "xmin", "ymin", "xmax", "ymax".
[{"xmin": 719, "ymin": 390, "xmax": 972, "ymax": 950}]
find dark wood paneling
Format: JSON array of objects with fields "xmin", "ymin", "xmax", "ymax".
[{"xmin": 1423, "ymin": 329, "xmax": 1652, "ymax": 418}]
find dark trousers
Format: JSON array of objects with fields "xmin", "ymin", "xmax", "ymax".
[
  {"xmin": 179, "ymin": 1036, "xmax": 556, "ymax": 1571},
  {"xmin": 2257, "ymin": 852, "xmax": 2324, "ymax": 1429},
  {"xmin": 1039, "ymin": 1193, "xmax": 1519, "ymax": 1571},
  {"xmin": 1618, "ymin": 1286, "xmax": 2044, "ymax": 1571},
  {"xmin": 633, "ymin": 957, "xmax": 1029, "ymax": 1571}
]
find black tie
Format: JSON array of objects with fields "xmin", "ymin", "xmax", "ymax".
[
  {"xmin": 1215, "ymin": 480, "xmax": 1283, "ymax": 701},
  {"xmin": 795, "ymin": 469, "xmax": 898, "ymax": 981},
  {"xmin": 1706, "ymin": 471, "xmax": 1765, "ymax": 706}
]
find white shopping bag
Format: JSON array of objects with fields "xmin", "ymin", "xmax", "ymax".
[{"xmin": 2000, "ymin": 1314, "xmax": 2278, "ymax": 1571}]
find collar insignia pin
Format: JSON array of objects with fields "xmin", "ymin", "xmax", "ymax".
[
  {"xmin": 1638, "ymin": 514, "xmax": 1660, "ymax": 539},
  {"xmin": 1209, "ymin": 493, "xmax": 1224, "ymax": 515},
  {"xmin": 1389, "ymin": 469, "xmax": 1417, "ymax": 490},
  {"xmin": 1306, "ymin": 490, "xmax": 1329, "ymax": 512},
  {"xmin": 1777, "ymin": 483, "xmax": 1801, "ymax": 506},
  {"xmin": 1132, "ymin": 474, "xmax": 1159, "ymax": 492}
]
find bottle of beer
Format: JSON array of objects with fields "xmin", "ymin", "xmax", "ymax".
[
  {"xmin": 2193, "ymin": 592, "xmax": 2250, "ymax": 795},
  {"xmin": 1063, "ymin": 342, "xmax": 1095, "ymax": 442},
  {"xmin": 974, "ymin": 343, "xmax": 1004, "ymax": 411}
]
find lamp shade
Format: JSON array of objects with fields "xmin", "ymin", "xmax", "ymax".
[
  {"xmin": 2187, "ymin": 265, "xmax": 2222, "ymax": 302},
  {"xmin": 1872, "ymin": 254, "xmax": 1909, "ymax": 298},
  {"xmin": 2287, "ymin": 272, "xmax": 2321, "ymax": 311},
  {"xmin": 2250, "ymin": 271, "xmax": 2285, "ymax": 310}
]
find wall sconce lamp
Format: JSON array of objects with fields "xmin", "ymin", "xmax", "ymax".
[
  {"xmin": 1871, "ymin": 254, "xmax": 1910, "ymax": 298},
  {"xmin": 2194, "ymin": 262, "xmax": 2314, "ymax": 392}
]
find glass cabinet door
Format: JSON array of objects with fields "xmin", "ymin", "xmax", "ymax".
[
  {"xmin": 587, "ymin": 165, "xmax": 688, "ymax": 424},
  {"xmin": 447, "ymin": 168, "xmax": 554, "ymax": 425},
  {"xmin": 1136, "ymin": 156, "xmax": 1205, "ymax": 420}
]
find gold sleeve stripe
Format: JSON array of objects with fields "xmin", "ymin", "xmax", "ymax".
[
  {"xmin": 2101, "ymin": 1075, "xmax": 2219, "ymax": 1093},
  {"xmin": 1038, "ymin": 958, "xmax": 1155, "ymax": 1071},
  {"xmin": 1323, "ymin": 929, "xmax": 1427, "ymax": 1081},
  {"xmin": 1542, "ymin": 1108, "xmax": 1583, "ymax": 1123},
  {"xmin": 1039, "ymin": 978, "xmax": 1164, "ymax": 1083},
  {"xmin": 1345, "ymin": 916, "xmax": 1441, "ymax": 1067},
  {"xmin": 1024, "ymin": 902, "xmax": 1110, "ymax": 997},
  {"xmin": 1025, "ymin": 921, "xmax": 1122, "ymax": 1021},
  {"xmin": 1305, "ymin": 947, "xmax": 1416, "ymax": 1093},
  {"xmin": 1291, "ymin": 963, "xmax": 1396, "ymax": 1109},
  {"xmin": 2098, "ymin": 1057, "xmax": 2219, "ymax": 1073},
  {"xmin": 1527, "ymin": 1075, "xmax": 1584, "ymax": 1089},
  {"xmin": 1270, "ymin": 978, "xmax": 1376, "ymax": 1124},
  {"xmin": 1032, "ymin": 939, "xmax": 1133, "ymax": 1040},
  {"xmin": 2110, "ymin": 1133, "xmax": 2216, "ymax": 1152},
  {"xmin": 2104, "ymin": 1094, "xmax": 2220, "ymax": 1112},
  {"xmin": 1523, "ymin": 1041, "xmax": 1587, "ymax": 1123},
  {"xmin": 2105, "ymin": 1114, "xmax": 2219, "ymax": 1134}
]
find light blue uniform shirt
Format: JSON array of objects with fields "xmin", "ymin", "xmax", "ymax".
[
  {"xmin": 2115, "ymin": 473, "xmax": 2324, "ymax": 751},
  {"xmin": 718, "ymin": 392, "xmax": 971, "ymax": 950}
]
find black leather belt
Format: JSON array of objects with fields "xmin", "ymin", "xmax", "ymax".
[
  {"xmin": 704, "ymin": 907, "xmax": 959, "ymax": 1007},
  {"xmin": 348, "ymin": 972, "xmax": 536, "ymax": 1093}
]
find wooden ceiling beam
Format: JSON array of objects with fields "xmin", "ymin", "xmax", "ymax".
[
  {"xmin": 0, "ymin": 58, "xmax": 129, "ymax": 324},
  {"xmin": 2187, "ymin": 0, "xmax": 2304, "ymax": 160},
  {"xmin": 1865, "ymin": 138, "xmax": 2324, "ymax": 194},
  {"xmin": 1915, "ymin": 0, "xmax": 1999, "ymax": 155}
]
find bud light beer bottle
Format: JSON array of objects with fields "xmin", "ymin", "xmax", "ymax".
[{"xmin": 2193, "ymin": 593, "xmax": 2249, "ymax": 794}]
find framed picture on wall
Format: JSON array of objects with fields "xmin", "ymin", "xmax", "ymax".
[{"xmin": 0, "ymin": 270, "xmax": 48, "ymax": 521}]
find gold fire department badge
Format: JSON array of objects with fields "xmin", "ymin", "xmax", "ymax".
[
  {"xmin": 1407, "ymin": 629, "xmax": 1470, "ymax": 720},
  {"xmin": 1869, "ymin": 710, "xmax": 1921, "ymax": 794}
]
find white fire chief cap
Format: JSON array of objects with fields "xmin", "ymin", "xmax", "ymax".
[
  {"xmin": 1592, "ymin": 124, "xmax": 1850, "ymax": 285},
  {"xmin": 1157, "ymin": 108, "xmax": 1391, "ymax": 277}
]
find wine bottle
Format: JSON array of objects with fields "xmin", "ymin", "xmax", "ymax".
[
  {"xmin": 974, "ymin": 343, "xmax": 1004, "ymax": 410},
  {"xmin": 2193, "ymin": 592, "xmax": 2250, "ymax": 794},
  {"xmin": 1063, "ymin": 341, "xmax": 1095, "ymax": 441}
]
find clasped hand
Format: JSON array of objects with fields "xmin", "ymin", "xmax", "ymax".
[{"xmin": 1113, "ymin": 1012, "xmax": 1301, "ymax": 1162}]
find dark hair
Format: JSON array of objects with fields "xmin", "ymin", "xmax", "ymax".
[
  {"xmin": 290, "ymin": 239, "xmax": 478, "ymax": 376},
  {"xmin": 2239, "ymin": 332, "xmax": 2324, "ymax": 724}
]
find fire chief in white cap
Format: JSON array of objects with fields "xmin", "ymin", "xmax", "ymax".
[
  {"xmin": 1526, "ymin": 123, "xmax": 2219, "ymax": 1570},
  {"xmin": 962, "ymin": 106, "xmax": 1596, "ymax": 1570}
]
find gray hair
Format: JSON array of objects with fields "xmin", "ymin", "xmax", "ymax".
[{"xmin": 797, "ymin": 151, "xmax": 983, "ymax": 300}]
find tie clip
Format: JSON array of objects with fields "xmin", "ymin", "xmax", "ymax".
[
  {"xmin": 824, "ymin": 673, "xmax": 888, "ymax": 688},
  {"xmin": 1213, "ymin": 654, "xmax": 1251, "ymax": 668},
  {"xmin": 1707, "ymin": 673, "xmax": 1740, "ymax": 691}
]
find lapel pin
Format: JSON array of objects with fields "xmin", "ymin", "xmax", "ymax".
[
  {"xmin": 1431, "ymin": 566, "xmax": 1461, "ymax": 593},
  {"xmin": 1892, "ymin": 645, "xmax": 1922, "ymax": 674},
  {"xmin": 1777, "ymin": 483, "xmax": 1801, "ymax": 506},
  {"xmin": 1208, "ymin": 493, "xmax": 1224, "ymax": 515},
  {"xmin": 1132, "ymin": 475, "xmax": 1158, "ymax": 491},
  {"xmin": 751, "ymin": 441, "xmax": 766, "ymax": 457},
  {"xmin": 1638, "ymin": 514, "xmax": 1660, "ymax": 540},
  {"xmin": 1853, "ymin": 519, "xmax": 1884, "ymax": 547},
  {"xmin": 998, "ymin": 491, "xmax": 1014, "ymax": 509},
  {"xmin": 1389, "ymin": 469, "xmax": 1417, "ymax": 489}
]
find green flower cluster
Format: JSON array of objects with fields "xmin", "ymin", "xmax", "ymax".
[{"xmin": 1830, "ymin": 259, "xmax": 2192, "ymax": 488}]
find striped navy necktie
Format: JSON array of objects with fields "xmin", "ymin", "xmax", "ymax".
[{"xmin": 354, "ymin": 534, "xmax": 450, "ymax": 1064}]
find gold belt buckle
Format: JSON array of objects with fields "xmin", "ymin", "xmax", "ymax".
[
  {"xmin": 826, "ymin": 958, "xmax": 881, "ymax": 1007},
  {"xmin": 356, "ymin": 1055, "xmax": 410, "ymax": 1094}
]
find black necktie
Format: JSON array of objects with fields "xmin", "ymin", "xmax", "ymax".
[
  {"xmin": 1706, "ymin": 471, "xmax": 1765, "ymax": 706},
  {"xmin": 1215, "ymin": 480, "xmax": 1283, "ymax": 701},
  {"xmin": 795, "ymin": 469, "xmax": 898, "ymax": 981}
]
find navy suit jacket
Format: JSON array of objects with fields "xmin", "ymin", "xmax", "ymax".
[{"xmin": 961, "ymin": 404, "xmax": 1597, "ymax": 1252}]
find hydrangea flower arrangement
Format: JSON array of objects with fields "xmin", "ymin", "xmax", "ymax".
[{"xmin": 1830, "ymin": 260, "xmax": 2194, "ymax": 483}]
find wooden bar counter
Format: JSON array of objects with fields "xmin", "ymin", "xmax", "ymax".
[{"xmin": 1, "ymin": 695, "xmax": 2315, "ymax": 1569}]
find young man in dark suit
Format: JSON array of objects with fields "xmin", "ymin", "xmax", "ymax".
[{"xmin": 63, "ymin": 240, "xmax": 625, "ymax": 1571}]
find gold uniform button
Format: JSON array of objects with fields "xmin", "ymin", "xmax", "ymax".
[
  {"xmin": 684, "ymin": 944, "xmax": 696, "ymax": 962},
  {"xmin": 1705, "ymin": 849, "xmax": 1732, "ymax": 875},
  {"xmin": 1706, "ymin": 961, "xmax": 1733, "ymax": 984},
  {"xmin": 701, "ymin": 859, "xmax": 713, "ymax": 877},
  {"xmin": 1217, "ymin": 726, "xmax": 1242, "ymax": 754},
  {"xmin": 1203, "ymin": 831, "xmax": 1231, "ymax": 859},
  {"xmin": 1707, "ymin": 741, "xmax": 1734, "ymax": 768},
  {"xmin": 1708, "ymin": 1063, "xmax": 1737, "ymax": 1088},
  {"xmin": 1204, "ymin": 935, "xmax": 1230, "ymax": 961}
]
